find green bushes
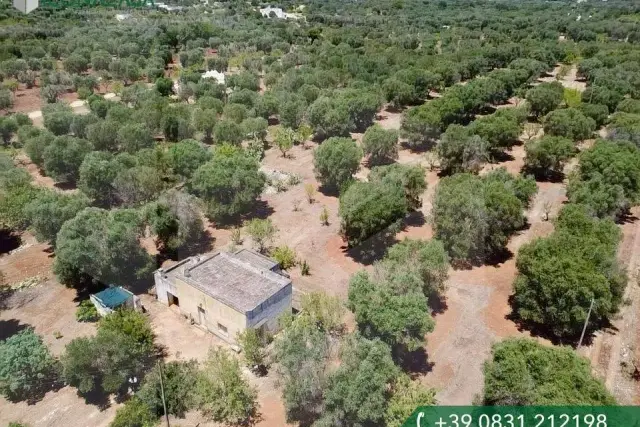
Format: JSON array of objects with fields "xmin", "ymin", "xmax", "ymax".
[
  {"xmin": 75, "ymin": 300, "xmax": 99, "ymax": 322},
  {"xmin": 362, "ymin": 124, "xmax": 399, "ymax": 165},
  {"xmin": 523, "ymin": 135, "xmax": 575, "ymax": 179},
  {"xmin": 525, "ymin": 82, "xmax": 564, "ymax": 117},
  {"xmin": 0, "ymin": 329, "xmax": 59, "ymax": 402},
  {"xmin": 513, "ymin": 205, "xmax": 625, "ymax": 338},
  {"xmin": 271, "ymin": 245, "xmax": 297, "ymax": 270},
  {"xmin": 567, "ymin": 139, "xmax": 640, "ymax": 218},
  {"xmin": 313, "ymin": 137, "xmax": 362, "ymax": 191},
  {"xmin": 543, "ymin": 108, "xmax": 596, "ymax": 141},
  {"xmin": 433, "ymin": 170, "xmax": 534, "ymax": 263},
  {"xmin": 483, "ymin": 338, "xmax": 616, "ymax": 405},
  {"xmin": 339, "ymin": 180, "xmax": 407, "ymax": 247}
]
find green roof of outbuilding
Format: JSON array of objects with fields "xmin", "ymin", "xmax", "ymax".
[{"xmin": 93, "ymin": 287, "xmax": 131, "ymax": 309}]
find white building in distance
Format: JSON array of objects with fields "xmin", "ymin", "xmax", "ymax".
[
  {"xmin": 259, "ymin": 6, "xmax": 301, "ymax": 20},
  {"xmin": 13, "ymin": 0, "xmax": 38, "ymax": 14},
  {"xmin": 202, "ymin": 70, "xmax": 225, "ymax": 85}
]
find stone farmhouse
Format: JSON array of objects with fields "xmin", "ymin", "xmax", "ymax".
[{"xmin": 153, "ymin": 249, "xmax": 292, "ymax": 344}]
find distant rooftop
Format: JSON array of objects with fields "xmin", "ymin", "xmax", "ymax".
[{"xmin": 161, "ymin": 250, "xmax": 290, "ymax": 313}]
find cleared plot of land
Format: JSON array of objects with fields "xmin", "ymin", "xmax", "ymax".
[
  {"xmin": 423, "ymin": 180, "xmax": 564, "ymax": 404},
  {"xmin": 0, "ymin": 234, "xmax": 116, "ymax": 427}
]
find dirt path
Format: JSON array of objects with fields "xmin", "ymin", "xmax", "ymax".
[
  {"xmin": 537, "ymin": 63, "xmax": 586, "ymax": 92},
  {"xmin": 581, "ymin": 206, "xmax": 640, "ymax": 404}
]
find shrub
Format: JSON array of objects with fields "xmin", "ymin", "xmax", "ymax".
[
  {"xmin": 194, "ymin": 348, "xmax": 258, "ymax": 425},
  {"xmin": 110, "ymin": 397, "xmax": 158, "ymax": 427},
  {"xmin": 483, "ymin": 338, "xmax": 616, "ymax": 405},
  {"xmin": 271, "ymin": 245, "xmax": 297, "ymax": 270},
  {"xmin": 245, "ymin": 218, "xmax": 277, "ymax": 253},
  {"xmin": 0, "ymin": 329, "xmax": 59, "ymax": 401},
  {"xmin": 76, "ymin": 300, "xmax": 99, "ymax": 322}
]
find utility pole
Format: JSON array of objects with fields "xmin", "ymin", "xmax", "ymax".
[
  {"xmin": 577, "ymin": 297, "xmax": 595, "ymax": 350},
  {"xmin": 158, "ymin": 361, "xmax": 170, "ymax": 427}
]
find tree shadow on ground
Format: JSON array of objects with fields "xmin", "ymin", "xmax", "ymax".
[
  {"xmin": 521, "ymin": 167, "xmax": 565, "ymax": 184},
  {"xmin": 490, "ymin": 149, "xmax": 515, "ymax": 163},
  {"xmin": 127, "ymin": 275, "xmax": 156, "ymax": 296},
  {"xmin": 54, "ymin": 181, "xmax": 77, "ymax": 191},
  {"xmin": 159, "ymin": 229, "xmax": 216, "ymax": 263},
  {"xmin": 345, "ymin": 228, "xmax": 398, "ymax": 266},
  {"xmin": 78, "ymin": 387, "xmax": 112, "ymax": 411},
  {"xmin": 404, "ymin": 210, "xmax": 426, "ymax": 228},
  {"xmin": 0, "ymin": 229, "xmax": 21, "ymax": 255},
  {"xmin": 0, "ymin": 318, "xmax": 31, "ymax": 341},
  {"xmin": 451, "ymin": 246, "xmax": 514, "ymax": 270},
  {"xmin": 72, "ymin": 280, "xmax": 106, "ymax": 304},
  {"xmin": 365, "ymin": 156, "xmax": 396, "ymax": 169},
  {"xmin": 214, "ymin": 200, "xmax": 276, "ymax": 229},
  {"xmin": 477, "ymin": 105, "xmax": 497, "ymax": 116},
  {"xmin": 506, "ymin": 294, "xmax": 614, "ymax": 347},
  {"xmin": 393, "ymin": 346, "xmax": 435, "ymax": 378},
  {"xmin": 400, "ymin": 138, "xmax": 437, "ymax": 153},
  {"xmin": 8, "ymin": 382, "xmax": 64, "ymax": 406},
  {"xmin": 0, "ymin": 287, "xmax": 15, "ymax": 310},
  {"xmin": 482, "ymin": 247, "xmax": 514, "ymax": 267},
  {"xmin": 317, "ymin": 183, "xmax": 340, "ymax": 198},
  {"xmin": 345, "ymin": 213, "xmax": 425, "ymax": 265},
  {"xmin": 616, "ymin": 210, "xmax": 638, "ymax": 225},
  {"xmin": 381, "ymin": 104, "xmax": 405, "ymax": 114},
  {"xmin": 428, "ymin": 291, "xmax": 448, "ymax": 316},
  {"xmin": 267, "ymin": 116, "xmax": 280, "ymax": 126}
]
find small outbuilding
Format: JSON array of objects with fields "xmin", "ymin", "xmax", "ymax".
[{"xmin": 90, "ymin": 286, "xmax": 141, "ymax": 317}]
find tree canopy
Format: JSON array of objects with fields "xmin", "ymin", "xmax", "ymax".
[
  {"xmin": 54, "ymin": 208, "xmax": 153, "ymax": 289},
  {"xmin": 0, "ymin": 329, "xmax": 59, "ymax": 402},
  {"xmin": 483, "ymin": 338, "xmax": 616, "ymax": 405},
  {"xmin": 190, "ymin": 147, "xmax": 265, "ymax": 221},
  {"xmin": 313, "ymin": 137, "xmax": 363, "ymax": 192},
  {"xmin": 433, "ymin": 171, "xmax": 534, "ymax": 263},
  {"xmin": 513, "ymin": 204, "xmax": 625, "ymax": 338}
]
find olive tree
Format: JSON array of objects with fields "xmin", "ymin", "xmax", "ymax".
[
  {"xmin": 339, "ymin": 181, "xmax": 407, "ymax": 247},
  {"xmin": 42, "ymin": 136, "xmax": 93, "ymax": 183},
  {"xmin": 313, "ymin": 137, "xmax": 362, "ymax": 191},
  {"xmin": 190, "ymin": 149, "xmax": 266, "ymax": 221},
  {"xmin": 437, "ymin": 124, "xmax": 489, "ymax": 174},
  {"xmin": 513, "ymin": 205, "xmax": 624, "ymax": 338},
  {"xmin": 523, "ymin": 135, "xmax": 575, "ymax": 179},
  {"xmin": 543, "ymin": 108, "xmax": 596, "ymax": 141},
  {"xmin": 24, "ymin": 191, "xmax": 90, "ymax": 247},
  {"xmin": 362, "ymin": 124, "xmax": 399, "ymax": 165}
]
